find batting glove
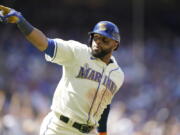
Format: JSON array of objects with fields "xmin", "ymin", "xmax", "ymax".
[{"xmin": 0, "ymin": 5, "xmax": 22, "ymax": 23}]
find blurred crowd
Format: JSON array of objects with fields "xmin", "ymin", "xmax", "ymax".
[{"xmin": 0, "ymin": 26, "xmax": 180, "ymax": 135}]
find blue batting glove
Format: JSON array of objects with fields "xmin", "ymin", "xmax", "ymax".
[{"xmin": 0, "ymin": 5, "xmax": 22, "ymax": 23}]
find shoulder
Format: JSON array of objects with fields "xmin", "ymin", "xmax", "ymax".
[
  {"xmin": 68, "ymin": 40, "xmax": 91, "ymax": 55},
  {"xmin": 55, "ymin": 38, "xmax": 92, "ymax": 58},
  {"xmin": 118, "ymin": 67, "xmax": 124, "ymax": 80},
  {"xmin": 111, "ymin": 56, "xmax": 125, "ymax": 81},
  {"xmin": 54, "ymin": 39, "xmax": 88, "ymax": 49}
]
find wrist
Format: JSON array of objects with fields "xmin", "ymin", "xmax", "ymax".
[
  {"xmin": 15, "ymin": 12, "xmax": 23, "ymax": 24},
  {"xmin": 17, "ymin": 15, "xmax": 34, "ymax": 35}
]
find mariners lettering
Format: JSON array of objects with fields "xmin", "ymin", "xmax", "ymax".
[
  {"xmin": 94, "ymin": 72, "xmax": 102, "ymax": 82},
  {"xmin": 88, "ymin": 70, "xmax": 95, "ymax": 80},
  {"xmin": 102, "ymin": 75, "xmax": 117, "ymax": 94},
  {"xmin": 76, "ymin": 67, "xmax": 102, "ymax": 81},
  {"xmin": 76, "ymin": 66, "xmax": 117, "ymax": 94}
]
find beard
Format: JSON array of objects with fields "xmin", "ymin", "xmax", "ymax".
[{"xmin": 91, "ymin": 48, "xmax": 112, "ymax": 58}]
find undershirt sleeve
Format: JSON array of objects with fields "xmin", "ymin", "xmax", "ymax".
[{"xmin": 97, "ymin": 104, "xmax": 110, "ymax": 132}]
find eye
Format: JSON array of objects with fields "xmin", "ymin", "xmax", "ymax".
[
  {"xmin": 102, "ymin": 37, "xmax": 110, "ymax": 44},
  {"xmin": 93, "ymin": 36, "xmax": 98, "ymax": 41},
  {"xmin": 93, "ymin": 35, "xmax": 101, "ymax": 41}
]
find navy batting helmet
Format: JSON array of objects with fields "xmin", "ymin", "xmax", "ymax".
[{"xmin": 88, "ymin": 21, "xmax": 120, "ymax": 50}]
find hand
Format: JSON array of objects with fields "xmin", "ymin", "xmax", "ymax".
[{"xmin": 0, "ymin": 5, "xmax": 21, "ymax": 23}]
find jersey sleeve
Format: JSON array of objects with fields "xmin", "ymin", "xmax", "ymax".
[
  {"xmin": 44, "ymin": 39, "xmax": 55, "ymax": 57},
  {"xmin": 45, "ymin": 38, "xmax": 88, "ymax": 66}
]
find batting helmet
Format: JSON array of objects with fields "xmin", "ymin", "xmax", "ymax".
[{"xmin": 89, "ymin": 21, "xmax": 120, "ymax": 42}]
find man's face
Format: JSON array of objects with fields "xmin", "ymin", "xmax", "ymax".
[{"xmin": 91, "ymin": 33, "xmax": 118, "ymax": 58}]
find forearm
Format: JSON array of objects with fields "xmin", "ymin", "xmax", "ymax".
[
  {"xmin": 25, "ymin": 28, "xmax": 48, "ymax": 51},
  {"xmin": 17, "ymin": 16, "xmax": 48, "ymax": 51}
]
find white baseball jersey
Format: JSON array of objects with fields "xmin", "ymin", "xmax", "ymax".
[{"xmin": 45, "ymin": 38, "xmax": 124, "ymax": 126}]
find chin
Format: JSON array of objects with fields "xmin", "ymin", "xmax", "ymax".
[
  {"xmin": 91, "ymin": 50, "xmax": 105, "ymax": 58},
  {"xmin": 91, "ymin": 50, "xmax": 98, "ymax": 57}
]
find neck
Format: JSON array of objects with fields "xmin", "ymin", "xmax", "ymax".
[{"xmin": 100, "ymin": 53, "xmax": 112, "ymax": 65}]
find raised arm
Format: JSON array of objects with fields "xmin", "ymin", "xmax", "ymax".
[{"xmin": 0, "ymin": 5, "xmax": 48, "ymax": 51}]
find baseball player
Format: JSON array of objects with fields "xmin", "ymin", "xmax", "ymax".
[{"xmin": 0, "ymin": 5, "xmax": 124, "ymax": 135}]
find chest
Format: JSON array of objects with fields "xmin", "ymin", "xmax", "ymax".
[{"xmin": 67, "ymin": 60, "xmax": 121, "ymax": 95}]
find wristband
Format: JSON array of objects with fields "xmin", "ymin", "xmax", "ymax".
[{"xmin": 17, "ymin": 16, "xmax": 34, "ymax": 36}]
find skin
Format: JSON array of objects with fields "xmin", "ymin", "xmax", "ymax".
[{"xmin": 91, "ymin": 33, "xmax": 118, "ymax": 64}]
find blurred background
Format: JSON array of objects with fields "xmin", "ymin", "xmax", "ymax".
[{"xmin": 0, "ymin": 0, "xmax": 180, "ymax": 135}]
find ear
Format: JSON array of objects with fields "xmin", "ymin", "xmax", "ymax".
[{"xmin": 113, "ymin": 41, "xmax": 119, "ymax": 51}]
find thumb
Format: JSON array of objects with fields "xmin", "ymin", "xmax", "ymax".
[{"xmin": 0, "ymin": 5, "xmax": 11, "ymax": 15}]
